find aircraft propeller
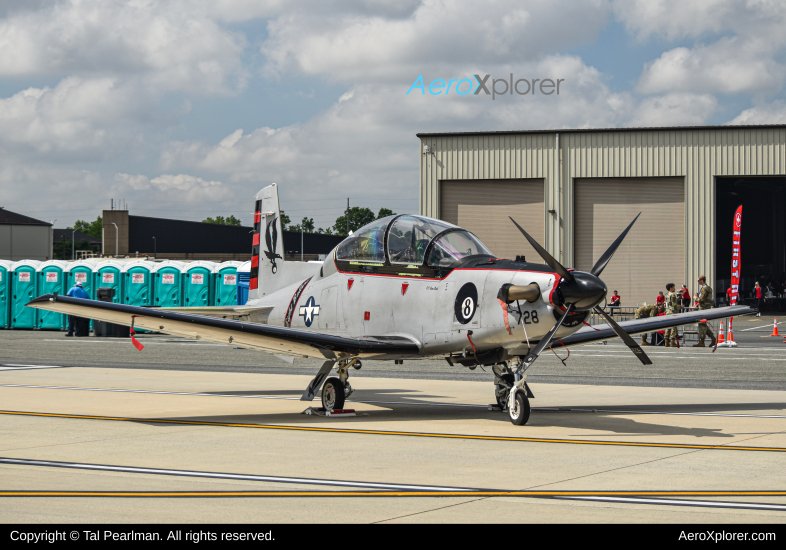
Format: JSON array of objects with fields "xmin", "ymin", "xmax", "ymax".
[{"xmin": 507, "ymin": 214, "xmax": 651, "ymax": 368}]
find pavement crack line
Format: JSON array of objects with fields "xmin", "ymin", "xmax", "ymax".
[
  {"xmin": 0, "ymin": 457, "xmax": 476, "ymax": 492},
  {"xmin": 372, "ymin": 429, "xmax": 786, "ymax": 522}
]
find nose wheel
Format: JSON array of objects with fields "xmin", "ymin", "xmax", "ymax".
[{"xmin": 508, "ymin": 392, "xmax": 531, "ymax": 425}]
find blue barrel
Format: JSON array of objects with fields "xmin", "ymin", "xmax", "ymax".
[
  {"xmin": 11, "ymin": 260, "xmax": 40, "ymax": 329},
  {"xmin": 37, "ymin": 261, "xmax": 68, "ymax": 329},
  {"xmin": 152, "ymin": 261, "xmax": 184, "ymax": 307},
  {"xmin": 213, "ymin": 261, "xmax": 242, "ymax": 306},
  {"xmin": 0, "ymin": 260, "xmax": 12, "ymax": 328},
  {"xmin": 182, "ymin": 261, "xmax": 215, "ymax": 307}
]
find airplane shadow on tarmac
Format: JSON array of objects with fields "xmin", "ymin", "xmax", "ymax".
[{"xmin": 141, "ymin": 399, "xmax": 778, "ymax": 440}]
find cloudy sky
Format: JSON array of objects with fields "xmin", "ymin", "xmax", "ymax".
[{"xmin": 2, "ymin": 0, "xmax": 785, "ymax": 231}]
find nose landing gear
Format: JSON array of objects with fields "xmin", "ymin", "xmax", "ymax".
[{"xmin": 493, "ymin": 362, "xmax": 533, "ymax": 425}]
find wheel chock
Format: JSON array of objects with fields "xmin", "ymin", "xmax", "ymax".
[{"xmin": 302, "ymin": 407, "xmax": 358, "ymax": 417}]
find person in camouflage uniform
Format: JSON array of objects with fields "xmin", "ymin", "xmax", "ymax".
[
  {"xmin": 635, "ymin": 303, "xmax": 663, "ymax": 345},
  {"xmin": 664, "ymin": 283, "xmax": 681, "ymax": 347},
  {"xmin": 693, "ymin": 275, "xmax": 716, "ymax": 347}
]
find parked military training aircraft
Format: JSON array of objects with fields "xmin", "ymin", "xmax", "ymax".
[{"xmin": 28, "ymin": 183, "xmax": 753, "ymax": 425}]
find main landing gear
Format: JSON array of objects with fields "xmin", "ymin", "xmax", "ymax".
[
  {"xmin": 319, "ymin": 358, "xmax": 359, "ymax": 411},
  {"xmin": 493, "ymin": 362, "xmax": 533, "ymax": 425}
]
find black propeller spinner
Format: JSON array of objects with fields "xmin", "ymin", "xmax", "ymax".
[{"xmin": 509, "ymin": 214, "xmax": 651, "ymax": 367}]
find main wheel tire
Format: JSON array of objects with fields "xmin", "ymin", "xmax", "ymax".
[
  {"xmin": 321, "ymin": 377, "xmax": 345, "ymax": 410},
  {"xmin": 508, "ymin": 392, "xmax": 531, "ymax": 426}
]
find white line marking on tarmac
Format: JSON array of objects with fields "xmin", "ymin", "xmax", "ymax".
[
  {"xmin": 557, "ymin": 495, "xmax": 786, "ymax": 511},
  {"xmin": 0, "ymin": 365, "xmax": 68, "ymax": 371},
  {"xmin": 0, "ymin": 457, "xmax": 473, "ymax": 492},
  {"xmin": 2, "ymin": 383, "xmax": 785, "ymax": 418},
  {"xmin": 741, "ymin": 324, "xmax": 776, "ymax": 331},
  {"xmin": 570, "ymin": 354, "xmax": 786, "ymax": 360}
]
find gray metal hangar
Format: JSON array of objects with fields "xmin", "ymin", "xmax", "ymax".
[{"xmin": 418, "ymin": 125, "xmax": 786, "ymax": 307}]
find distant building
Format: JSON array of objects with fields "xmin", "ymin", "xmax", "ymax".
[
  {"xmin": 0, "ymin": 209, "xmax": 52, "ymax": 261},
  {"xmin": 102, "ymin": 209, "xmax": 344, "ymax": 261}
]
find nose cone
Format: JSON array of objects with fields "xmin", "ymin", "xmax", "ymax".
[{"xmin": 559, "ymin": 271, "xmax": 607, "ymax": 311}]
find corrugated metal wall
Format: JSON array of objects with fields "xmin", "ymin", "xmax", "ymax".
[{"xmin": 419, "ymin": 127, "xmax": 786, "ymax": 290}]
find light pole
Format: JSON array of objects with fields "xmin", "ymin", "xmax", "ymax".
[
  {"xmin": 71, "ymin": 229, "xmax": 76, "ymax": 260},
  {"xmin": 152, "ymin": 236, "xmax": 156, "ymax": 259},
  {"xmin": 111, "ymin": 222, "xmax": 118, "ymax": 257}
]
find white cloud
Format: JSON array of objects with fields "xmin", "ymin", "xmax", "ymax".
[
  {"xmin": 0, "ymin": 0, "xmax": 248, "ymax": 94},
  {"xmin": 727, "ymin": 100, "xmax": 786, "ymax": 125},
  {"xmin": 637, "ymin": 40, "xmax": 786, "ymax": 95},
  {"xmin": 612, "ymin": 0, "xmax": 737, "ymax": 41},
  {"xmin": 262, "ymin": 0, "xmax": 611, "ymax": 83},
  {"xmin": 627, "ymin": 93, "xmax": 718, "ymax": 127}
]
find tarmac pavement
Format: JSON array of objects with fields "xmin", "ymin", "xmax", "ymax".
[{"xmin": 0, "ymin": 318, "xmax": 785, "ymax": 523}]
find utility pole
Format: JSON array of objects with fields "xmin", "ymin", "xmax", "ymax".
[
  {"xmin": 112, "ymin": 222, "xmax": 118, "ymax": 256},
  {"xmin": 152, "ymin": 236, "xmax": 156, "ymax": 259}
]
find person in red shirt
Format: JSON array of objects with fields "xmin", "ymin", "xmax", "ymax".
[
  {"xmin": 681, "ymin": 285, "xmax": 691, "ymax": 308},
  {"xmin": 726, "ymin": 286, "xmax": 733, "ymax": 306},
  {"xmin": 754, "ymin": 281, "xmax": 764, "ymax": 317},
  {"xmin": 656, "ymin": 291, "xmax": 665, "ymax": 306},
  {"xmin": 609, "ymin": 290, "xmax": 620, "ymax": 307}
]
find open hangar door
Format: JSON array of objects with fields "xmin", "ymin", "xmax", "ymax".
[
  {"xmin": 574, "ymin": 177, "xmax": 685, "ymax": 308},
  {"xmin": 440, "ymin": 179, "xmax": 545, "ymax": 261},
  {"xmin": 716, "ymin": 177, "xmax": 786, "ymax": 309}
]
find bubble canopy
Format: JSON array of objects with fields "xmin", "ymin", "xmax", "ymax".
[{"xmin": 335, "ymin": 215, "xmax": 492, "ymax": 268}]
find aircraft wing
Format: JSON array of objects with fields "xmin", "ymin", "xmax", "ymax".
[
  {"xmin": 159, "ymin": 305, "xmax": 273, "ymax": 322},
  {"xmin": 552, "ymin": 305, "xmax": 755, "ymax": 349},
  {"xmin": 26, "ymin": 294, "xmax": 421, "ymax": 360}
]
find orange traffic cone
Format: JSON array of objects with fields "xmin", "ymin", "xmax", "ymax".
[
  {"xmin": 727, "ymin": 318, "xmax": 734, "ymax": 342},
  {"xmin": 771, "ymin": 318, "xmax": 780, "ymax": 337},
  {"xmin": 717, "ymin": 321, "xmax": 726, "ymax": 344}
]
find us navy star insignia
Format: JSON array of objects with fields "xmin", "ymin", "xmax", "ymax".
[{"xmin": 298, "ymin": 296, "xmax": 320, "ymax": 327}]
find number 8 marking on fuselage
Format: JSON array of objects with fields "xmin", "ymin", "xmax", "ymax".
[{"xmin": 463, "ymin": 297, "xmax": 474, "ymax": 317}]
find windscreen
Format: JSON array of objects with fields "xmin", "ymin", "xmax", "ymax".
[
  {"xmin": 426, "ymin": 230, "xmax": 493, "ymax": 267},
  {"xmin": 335, "ymin": 216, "xmax": 395, "ymax": 263},
  {"xmin": 388, "ymin": 216, "xmax": 455, "ymax": 265}
]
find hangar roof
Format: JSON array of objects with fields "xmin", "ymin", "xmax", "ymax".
[
  {"xmin": 0, "ymin": 208, "xmax": 51, "ymax": 226},
  {"xmin": 416, "ymin": 123, "xmax": 786, "ymax": 138}
]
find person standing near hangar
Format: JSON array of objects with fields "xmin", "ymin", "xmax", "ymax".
[
  {"xmin": 681, "ymin": 285, "xmax": 691, "ymax": 309},
  {"xmin": 754, "ymin": 281, "xmax": 764, "ymax": 317},
  {"xmin": 693, "ymin": 275, "xmax": 716, "ymax": 347},
  {"xmin": 664, "ymin": 283, "xmax": 681, "ymax": 347},
  {"xmin": 65, "ymin": 281, "xmax": 89, "ymax": 337}
]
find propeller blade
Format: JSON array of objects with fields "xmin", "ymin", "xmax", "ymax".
[
  {"xmin": 594, "ymin": 306, "xmax": 653, "ymax": 365},
  {"xmin": 590, "ymin": 213, "xmax": 641, "ymax": 277},
  {"xmin": 523, "ymin": 304, "xmax": 574, "ymax": 365},
  {"xmin": 509, "ymin": 217, "xmax": 573, "ymax": 282}
]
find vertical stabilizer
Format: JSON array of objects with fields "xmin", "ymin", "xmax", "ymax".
[{"xmin": 250, "ymin": 184, "xmax": 285, "ymax": 300}]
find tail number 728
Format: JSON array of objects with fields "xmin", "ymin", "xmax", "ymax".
[{"xmin": 521, "ymin": 310, "xmax": 539, "ymax": 324}]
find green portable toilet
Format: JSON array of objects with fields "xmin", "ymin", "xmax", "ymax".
[
  {"xmin": 95, "ymin": 261, "xmax": 124, "ymax": 304},
  {"xmin": 0, "ymin": 260, "xmax": 12, "ymax": 328},
  {"xmin": 213, "ymin": 261, "xmax": 243, "ymax": 306},
  {"xmin": 65, "ymin": 261, "xmax": 96, "ymax": 299},
  {"xmin": 122, "ymin": 260, "xmax": 155, "ymax": 306},
  {"xmin": 182, "ymin": 261, "xmax": 215, "ymax": 307},
  {"xmin": 37, "ymin": 260, "xmax": 68, "ymax": 329},
  {"xmin": 11, "ymin": 260, "xmax": 40, "ymax": 329},
  {"xmin": 152, "ymin": 261, "xmax": 184, "ymax": 307}
]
